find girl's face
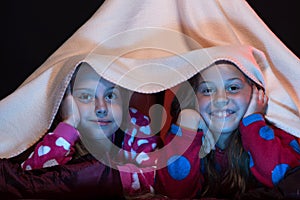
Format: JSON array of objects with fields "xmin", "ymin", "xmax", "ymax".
[
  {"xmin": 197, "ymin": 63, "xmax": 252, "ymax": 136},
  {"xmin": 72, "ymin": 65, "xmax": 123, "ymax": 141}
]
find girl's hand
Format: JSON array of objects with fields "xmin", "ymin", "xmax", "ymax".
[
  {"xmin": 60, "ymin": 85, "xmax": 80, "ymax": 128},
  {"xmin": 244, "ymin": 85, "xmax": 268, "ymax": 118},
  {"xmin": 176, "ymin": 109, "xmax": 215, "ymax": 158},
  {"xmin": 198, "ymin": 120, "xmax": 216, "ymax": 158},
  {"xmin": 176, "ymin": 109, "xmax": 201, "ymax": 131},
  {"xmin": 199, "ymin": 128, "xmax": 216, "ymax": 158}
]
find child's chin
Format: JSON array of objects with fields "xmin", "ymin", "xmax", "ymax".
[{"xmin": 220, "ymin": 126, "xmax": 238, "ymax": 135}]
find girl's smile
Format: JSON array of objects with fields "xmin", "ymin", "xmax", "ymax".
[
  {"xmin": 95, "ymin": 120, "xmax": 112, "ymax": 126},
  {"xmin": 209, "ymin": 109, "xmax": 235, "ymax": 118},
  {"xmin": 197, "ymin": 63, "xmax": 252, "ymax": 145},
  {"xmin": 72, "ymin": 64, "xmax": 124, "ymax": 141}
]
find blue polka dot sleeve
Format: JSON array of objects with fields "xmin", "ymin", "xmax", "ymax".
[
  {"xmin": 240, "ymin": 113, "xmax": 300, "ymax": 187},
  {"xmin": 154, "ymin": 125, "xmax": 204, "ymax": 199}
]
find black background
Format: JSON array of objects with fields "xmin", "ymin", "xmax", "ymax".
[{"xmin": 1, "ymin": 1, "xmax": 299, "ymax": 100}]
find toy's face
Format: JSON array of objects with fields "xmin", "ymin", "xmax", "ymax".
[
  {"xmin": 197, "ymin": 63, "xmax": 252, "ymax": 137},
  {"xmin": 72, "ymin": 65, "xmax": 123, "ymax": 142}
]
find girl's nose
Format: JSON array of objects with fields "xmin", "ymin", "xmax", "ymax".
[
  {"xmin": 95, "ymin": 99, "xmax": 108, "ymax": 118},
  {"xmin": 213, "ymin": 92, "xmax": 229, "ymax": 108}
]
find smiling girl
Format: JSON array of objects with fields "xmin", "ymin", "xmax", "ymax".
[
  {"xmin": 155, "ymin": 56, "xmax": 300, "ymax": 199},
  {"xmin": 20, "ymin": 63, "xmax": 161, "ymax": 191}
]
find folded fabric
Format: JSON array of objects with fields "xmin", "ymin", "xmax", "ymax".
[{"xmin": 0, "ymin": 0, "xmax": 299, "ymax": 158}]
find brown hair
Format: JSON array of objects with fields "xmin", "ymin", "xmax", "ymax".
[
  {"xmin": 50, "ymin": 62, "xmax": 130, "ymax": 158},
  {"xmin": 201, "ymin": 130, "xmax": 256, "ymax": 198},
  {"xmin": 171, "ymin": 60, "xmax": 258, "ymax": 198},
  {"xmin": 170, "ymin": 73, "xmax": 199, "ymax": 122}
]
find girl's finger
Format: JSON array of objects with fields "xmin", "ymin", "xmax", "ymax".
[
  {"xmin": 252, "ymin": 85, "xmax": 258, "ymax": 99},
  {"xmin": 64, "ymin": 83, "xmax": 72, "ymax": 97},
  {"xmin": 204, "ymin": 138, "xmax": 211, "ymax": 154},
  {"xmin": 259, "ymin": 89, "xmax": 265, "ymax": 102},
  {"xmin": 205, "ymin": 130, "xmax": 215, "ymax": 151},
  {"xmin": 264, "ymin": 92, "xmax": 268, "ymax": 104}
]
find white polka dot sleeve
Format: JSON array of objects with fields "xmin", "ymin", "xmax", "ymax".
[{"xmin": 21, "ymin": 122, "xmax": 79, "ymax": 170}]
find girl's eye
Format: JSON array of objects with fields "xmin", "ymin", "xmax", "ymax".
[
  {"xmin": 77, "ymin": 93, "xmax": 94, "ymax": 103},
  {"xmin": 199, "ymin": 87, "xmax": 215, "ymax": 96},
  {"xmin": 104, "ymin": 92, "xmax": 117, "ymax": 102},
  {"xmin": 227, "ymin": 85, "xmax": 241, "ymax": 93}
]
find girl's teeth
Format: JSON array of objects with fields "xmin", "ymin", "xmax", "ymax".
[{"xmin": 214, "ymin": 111, "xmax": 229, "ymax": 117}]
